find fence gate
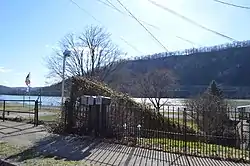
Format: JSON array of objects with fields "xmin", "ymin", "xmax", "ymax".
[
  {"xmin": 65, "ymin": 95, "xmax": 111, "ymax": 137},
  {"xmin": 0, "ymin": 99, "xmax": 39, "ymax": 126}
]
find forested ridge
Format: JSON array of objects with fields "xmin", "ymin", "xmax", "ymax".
[
  {"xmin": 108, "ymin": 40, "xmax": 250, "ymax": 98},
  {"xmin": 1, "ymin": 40, "xmax": 250, "ymax": 98}
]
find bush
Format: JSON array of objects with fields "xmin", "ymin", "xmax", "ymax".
[
  {"xmin": 64, "ymin": 76, "xmax": 197, "ymax": 138},
  {"xmin": 45, "ymin": 120, "xmax": 66, "ymax": 134},
  {"xmin": 186, "ymin": 81, "xmax": 236, "ymax": 146}
]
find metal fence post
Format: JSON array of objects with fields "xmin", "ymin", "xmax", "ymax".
[
  {"xmin": 2, "ymin": 101, "xmax": 5, "ymax": 122},
  {"xmin": 34, "ymin": 100, "xmax": 39, "ymax": 126},
  {"xmin": 98, "ymin": 105, "xmax": 101, "ymax": 137},
  {"xmin": 183, "ymin": 108, "xmax": 187, "ymax": 152},
  {"xmin": 183, "ymin": 108, "xmax": 191, "ymax": 166}
]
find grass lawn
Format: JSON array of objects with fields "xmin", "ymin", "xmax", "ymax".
[
  {"xmin": 0, "ymin": 114, "xmax": 59, "ymax": 124},
  {"xmin": 0, "ymin": 102, "xmax": 60, "ymax": 123},
  {"xmin": 168, "ymin": 118, "xmax": 199, "ymax": 132},
  {"xmin": 23, "ymin": 158, "xmax": 89, "ymax": 166},
  {"xmin": 0, "ymin": 102, "xmax": 60, "ymax": 113},
  {"xmin": 0, "ymin": 142, "xmax": 90, "ymax": 166},
  {"xmin": 161, "ymin": 113, "xmax": 199, "ymax": 132},
  {"xmin": 0, "ymin": 142, "xmax": 20, "ymax": 158},
  {"xmin": 139, "ymin": 138, "xmax": 249, "ymax": 161},
  {"xmin": 38, "ymin": 114, "xmax": 58, "ymax": 121}
]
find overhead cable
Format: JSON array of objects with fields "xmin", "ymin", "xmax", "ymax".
[
  {"xmin": 213, "ymin": 0, "xmax": 250, "ymax": 9},
  {"xmin": 69, "ymin": 0, "xmax": 145, "ymax": 55},
  {"xmin": 148, "ymin": 0, "xmax": 236, "ymax": 41},
  {"xmin": 98, "ymin": 0, "xmax": 199, "ymax": 47},
  {"xmin": 116, "ymin": 0, "xmax": 169, "ymax": 51},
  {"xmin": 97, "ymin": 0, "xmax": 160, "ymax": 29}
]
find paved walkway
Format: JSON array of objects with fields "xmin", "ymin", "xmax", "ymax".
[
  {"xmin": 0, "ymin": 121, "xmax": 249, "ymax": 166},
  {"xmin": 0, "ymin": 120, "xmax": 49, "ymax": 146}
]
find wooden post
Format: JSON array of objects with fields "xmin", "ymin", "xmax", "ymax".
[
  {"xmin": 34, "ymin": 100, "xmax": 39, "ymax": 126},
  {"xmin": 64, "ymin": 100, "xmax": 68, "ymax": 128}
]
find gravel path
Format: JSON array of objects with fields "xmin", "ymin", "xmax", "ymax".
[{"xmin": 0, "ymin": 121, "xmax": 49, "ymax": 147}]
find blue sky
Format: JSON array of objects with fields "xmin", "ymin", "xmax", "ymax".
[{"xmin": 0, "ymin": 0, "xmax": 250, "ymax": 87}]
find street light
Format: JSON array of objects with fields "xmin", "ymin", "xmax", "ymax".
[{"xmin": 61, "ymin": 49, "xmax": 71, "ymax": 110}]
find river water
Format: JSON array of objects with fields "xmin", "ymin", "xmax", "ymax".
[
  {"xmin": 0, "ymin": 95, "xmax": 250, "ymax": 108},
  {"xmin": 0, "ymin": 95, "xmax": 61, "ymax": 106}
]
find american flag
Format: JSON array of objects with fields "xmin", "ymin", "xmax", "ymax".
[{"xmin": 25, "ymin": 73, "xmax": 30, "ymax": 86}]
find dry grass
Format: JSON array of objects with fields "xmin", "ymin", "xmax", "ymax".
[
  {"xmin": 139, "ymin": 138, "xmax": 249, "ymax": 161},
  {"xmin": 0, "ymin": 103, "xmax": 60, "ymax": 113},
  {"xmin": 0, "ymin": 142, "xmax": 90, "ymax": 166}
]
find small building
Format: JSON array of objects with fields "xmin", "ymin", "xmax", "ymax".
[{"xmin": 237, "ymin": 105, "xmax": 250, "ymax": 120}]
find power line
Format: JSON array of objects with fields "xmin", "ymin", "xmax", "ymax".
[
  {"xmin": 148, "ymin": 0, "xmax": 236, "ymax": 41},
  {"xmin": 97, "ymin": 0, "xmax": 123, "ymax": 13},
  {"xmin": 96, "ymin": 0, "xmax": 160, "ymax": 30},
  {"xmin": 213, "ymin": 0, "xmax": 250, "ymax": 9},
  {"xmin": 97, "ymin": 0, "xmax": 199, "ymax": 47},
  {"xmin": 120, "ymin": 37, "xmax": 145, "ymax": 55},
  {"xmin": 176, "ymin": 36, "xmax": 202, "ymax": 47},
  {"xmin": 69, "ymin": 0, "xmax": 102, "ymax": 24},
  {"xmin": 69, "ymin": 0, "xmax": 144, "ymax": 55},
  {"xmin": 116, "ymin": 0, "xmax": 169, "ymax": 51},
  {"xmin": 71, "ymin": 0, "xmax": 200, "ymax": 53}
]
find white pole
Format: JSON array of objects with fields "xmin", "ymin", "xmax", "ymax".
[
  {"xmin": 61, "ymin": 55, "xmax": 66, "ymax": 110},
  {"xmin": 61, "ymin": 50, "xmax": 71, "ymax": 111},
  {"xmin": 23, "ymin": 95, "xmax": 25, "ymax": 107},
  {"xmin": 28, "ymin": 85, "xmax": 31, "ymax": 118}
]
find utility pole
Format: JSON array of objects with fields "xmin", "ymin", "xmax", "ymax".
[{"xmin": 61, "ymin": 49, "xmax": 71, "ymax": 111}]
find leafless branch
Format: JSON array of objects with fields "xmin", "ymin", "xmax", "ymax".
[
  {"xmin": 136, "ymin": 69, "xmax": 177, "ymax": 112},
  {"xmin": 46, "ymin": 25, "xmax": 124, "ymax": 82}
]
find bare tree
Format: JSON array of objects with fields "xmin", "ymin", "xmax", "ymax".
[
  {"xmin": 136, "ymin": 69, "xmax": 176, "ymax": 112},
  {"xmin": 46, "ymin": 25, "xmax": 124, "ymax": 82}
]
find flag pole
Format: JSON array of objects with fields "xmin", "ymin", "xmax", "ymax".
[
  {"xmin": 27, "ymin": 85, "xmax": 30, "ymax": 118},
  {"xmin": 23, "ymin": 93, "xmax": 25, "ymax": 107},
  {"xmin": 39, "ymin": 88, "xmax": 42, "ymax": 110},
  {"xmin": 25, "ymin": 72, "xmax": 31, "ymax": 116}
]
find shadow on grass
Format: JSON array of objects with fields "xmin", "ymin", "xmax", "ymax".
[
  {"xmin": 5, "ymin": 135, "xmax": 102, "ymax": 162},
  {"xmin": 4, "ymin": 135, "xmax": 160, "ymax": 165},
  {"xmin": 3, "ymin": 134, "xmax": 248, "ymax": 166}
]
